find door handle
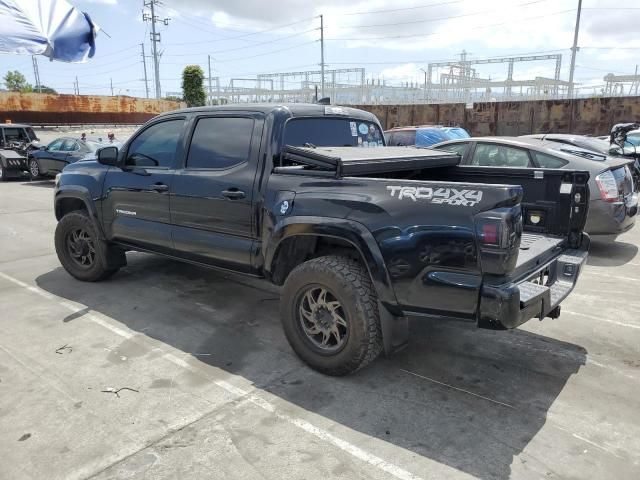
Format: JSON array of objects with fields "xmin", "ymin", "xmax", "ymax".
[
  {"xmin": 222, "ymin": 189, "xmax": 246, "ymax": 199},
  {"xmin": 150, "ymin": 183, "xmax": 169, "ymax": 192}
]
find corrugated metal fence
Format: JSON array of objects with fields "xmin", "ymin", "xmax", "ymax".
[
  {"xmin": 356, "ymin": 96, "xmax": 640, "ymax": 136},
  {"xmin": 2, "ymin": 92, "xmax": 639, "ymax": 135},
  {"xmin": 0, "ymin": 92, "xmax": 182, "ymax": 125}
]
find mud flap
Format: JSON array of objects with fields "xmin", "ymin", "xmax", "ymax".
[
  {"xmin": 99, "ymin": 240, "xmax": 127, "ymax": 270},
  {"xmin": 379, "ymin": 301, "xmax": 409, "ymax": 355}
]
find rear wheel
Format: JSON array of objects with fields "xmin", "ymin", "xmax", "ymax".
[
  {"xmin": 29, "ymin": 158, "xmax": 42, "ymax": 180},
  {"xmin": 281, "ymin": 255, "xmax": 383, "ymax": 376},
  {"xmin": 55, "ymin": 211, "xmax": 119, "ymax": 282}
]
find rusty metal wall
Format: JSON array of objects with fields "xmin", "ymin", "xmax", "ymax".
[
  {"xmin": 356, "ymin": 96, "xmax": 640, "ymax": 136},
  {"xmin": 0, "ymin": 93, "xmax": 181, "ymax": 125}
]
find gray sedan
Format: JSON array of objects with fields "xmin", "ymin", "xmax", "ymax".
[{"xmin": 432, "ymin": 137, "xmax": 637, "ymax": 238}]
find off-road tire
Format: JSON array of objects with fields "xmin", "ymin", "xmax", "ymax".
[
  {"xmin": 29, "ymin": 158, "xmax": 42, "ymax": 180},
  {"xmin": 55, "ymin": 211, "xmax": 119, "ymax": 282},
  {"xmin": 281, "ymin": 255, "xmax": 383, "ymax": 376}
]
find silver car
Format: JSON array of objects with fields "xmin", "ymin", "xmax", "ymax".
[{"xmin": 432, "ymin": 137, "xmax": 637, "ymax": 238}]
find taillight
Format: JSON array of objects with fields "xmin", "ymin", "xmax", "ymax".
[
  {"xmin": 595, "ymin": 170, "xmax": 620, "ymax": 202},
  {"xmin": 480, "ymin": 223, "xmax": 500, "ymax": 245},
  {"xmin": 475, "ymin": 207, "xmax": 522, "ymax": 275}
]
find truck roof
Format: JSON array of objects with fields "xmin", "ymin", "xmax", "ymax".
[{"xmin": 160, "ymin": 103, "xmax": 378, "ymax": 122}]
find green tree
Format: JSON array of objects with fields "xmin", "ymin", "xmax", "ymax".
[
  {"xmin": 181, "ymin": 65, "xmax": 206, "ymax": 107},
  {"xmin": 164, "ymin": 95, "xmax": 183, "ymax": 102},
  {"xmin": 38, "ymin": 85, "xmax": 57, "ymax": 94},
  {"xmin": 3, "ymin": 70, "xmax": 33, "ymax": 92}
]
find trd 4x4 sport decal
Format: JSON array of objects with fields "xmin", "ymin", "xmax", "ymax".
[{"xmin": 386, "ymin": 185, "xmax": 483, "ymax": 207}]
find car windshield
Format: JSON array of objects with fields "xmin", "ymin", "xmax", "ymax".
[
  {"xmin": 626, "ymin": 133, "xmax": 640, "ymax": 147},
  {"xmin": 25, "ymin": 127, "xmax": 38, "ymax": 142},
  {"xmin": 283, "ymin": 118, "xmax": 384, "ymax": 148}
]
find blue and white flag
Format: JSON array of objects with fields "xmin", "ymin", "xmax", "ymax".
[{"xmin": 0, "ymin": 0, "xmax": 99, "ymax": 62}]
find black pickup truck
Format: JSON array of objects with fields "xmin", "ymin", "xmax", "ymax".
[{"xmin": 53, "ymin": 104, "xmax": 590, "ymax": 375}]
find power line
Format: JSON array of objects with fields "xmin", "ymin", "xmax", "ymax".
[
  {"xmin": 342, "ymin": 0, "xmax": 465, "ymax": 16},
  {"xmin": 334, "ymin": 0, "xmax": 551, "ymax": 30},
  {"xmin": 325, "ymin": 9, "xmax": 575, "ymax": 41},
  {"xmin": 164, "ymin": 16, "xmax": 316, "ymax": 46},
  {"xmin": 162, "ymin": 28, "xmax": 317, "ymax": 54}
]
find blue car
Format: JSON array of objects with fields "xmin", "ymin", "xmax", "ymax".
[{"xmin": 384, "ymin": 125, "xmax": 470, "ymax": 147}]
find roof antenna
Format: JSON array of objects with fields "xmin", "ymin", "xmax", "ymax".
[{"xmin": 541, "ymin": 128, "xmax": 552, "ymax": 141}]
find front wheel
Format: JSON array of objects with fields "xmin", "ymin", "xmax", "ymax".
[
  {"xmin": 0, "ymin": 164, "xmax": 7, "ymax": 182},
  {"xmin": 54, "ymin": 211, "xmax": 119, "ymax": 282},
  {"xmin": 280, "ymin": 255, "xmax": 383, "ymax": 376},
  {"xmin": 29, "ymin": 158, "xmax": 42, "ymax": 180}
]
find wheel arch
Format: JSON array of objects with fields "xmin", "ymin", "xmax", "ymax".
[
  {"xmin": 54, "ymin": 187, "xmax": 106, "ymax": 240},
  {"xmin": 265, "ymin": 216, "xmax": 408, "ymax": 356},
  {"xmin": 264, "ymin": 216, "xmax": 399, "ymax": 311}
]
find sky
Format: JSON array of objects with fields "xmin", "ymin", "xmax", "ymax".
[{"xmin": 1, "ymin": 0, "xmax": 639, "ymax": 98}]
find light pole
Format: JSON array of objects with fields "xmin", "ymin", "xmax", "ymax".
[
  {"xmin": 567, "ymin": 0, "xmax": 583, "ymax": 98},
  {"xmin": 420, "ymin": 68, "xmax": 427, "ymax": 103}
]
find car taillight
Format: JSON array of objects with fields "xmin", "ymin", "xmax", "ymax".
[
  {"xmin": 595, "ymin": 170, "xmax": 620, "ymax": 202},
  {"xmin": 480, "ymin": 223, "xmax": 500, "ymax": 245}
]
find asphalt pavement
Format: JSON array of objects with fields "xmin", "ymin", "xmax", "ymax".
[{"xmin": 0, "ymin": 179, "xmax": 639, "ymax": 480}]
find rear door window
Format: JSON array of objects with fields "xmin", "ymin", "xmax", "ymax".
[
  {"xmin": 533, "ymin": 152, "xmax": 568, "ymax": 168},
  {"xmin": 187, "ymin": 117, "xmax": 254, "ymax": 169},
  {"xmin": 471, "ymin": 143, "xmax": 532, "ymax": 167}
]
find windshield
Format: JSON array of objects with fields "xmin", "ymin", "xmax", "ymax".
[
  {"xmin": 626, "ymin": 133, "xmax": 640, "ymax": 147},
  {"xmin": 25, "ymin": 127, "xmax": 38, "ymax": 142},
  {"xmin": 283, "ymin": 118, "xmax": 384, "ymax": 148}
]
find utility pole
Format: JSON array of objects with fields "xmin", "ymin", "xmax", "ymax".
[
  {"xmin": 140, "ymin": 43, "xmax": 150, "ymax": 99},
  {"xmin": 75, "ymin": 76, "xmax": 79, "ymax": 95},
  {"xmin": 31, "ymin": 56, "xmax": 42, "ymax": 93},
  {"xmin": 110, "ymin": 78, "xmax": 114, "ymax": 96},
  {"xmin": 567, "ymin": 0, "xmax": 582, "ymax": 99},
  {"xmin": 143, "ymin": 1, "xmax": 169, "ymax": 99},
  {"xmin": 208, "ymin": 55, "xmax": 213, "ymax": 106},
  {"xmin": 320, "ymin": 15, "xmax": 325, "ymax": 99}
]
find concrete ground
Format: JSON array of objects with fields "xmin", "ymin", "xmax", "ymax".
[{"xmin": 0, "ymin": 179, "xmax": 639, "ymax": 480}]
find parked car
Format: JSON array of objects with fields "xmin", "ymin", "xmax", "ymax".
[
  {"xmin": 53, "ymin": 104, "xmax": 589, "ymax": 375},
  {"xmin": 0, "ymin": 123, "xmax": 40, "ymax": 181},
  {"xmin": 520, "ymin": 133, "xmax": 611, "ymax": 154},
  {"xmin": 28, "ymin": 137, "xmax": 108, "ymax": 180},
  {"xmin": 522, "ymin": 131, "xmax": 640, "ymax": 190},
  {"xmin": 385, "ymin": 125, "xmax": 470, "ymax": 147},
  {"xmin": 432, "ymin": 137, "xmax": 637, "ymax": 238}
]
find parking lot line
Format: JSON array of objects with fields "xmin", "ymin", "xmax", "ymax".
[
  {"xmin": 0, "ymin": 270, "xmax": 428, "ymax": 480},
  {"xmin": 563, "ymin": 310, "xmax": 640, "ymax": 330}
]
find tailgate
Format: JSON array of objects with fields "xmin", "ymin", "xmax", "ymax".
[{"xmin": 429, "ymin": 166, "xmax": 590, "ymax": 247}]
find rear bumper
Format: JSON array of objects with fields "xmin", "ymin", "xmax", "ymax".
[
  {"xmin": 478, "ymin": 246, "xmax": 588, "ymax": 330},
  {"xmin": 586, "ymin": 197, "xmax": 637, "ymax": 236}
]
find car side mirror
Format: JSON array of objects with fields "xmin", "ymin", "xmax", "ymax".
[{"xmin": 97, "ymin": 146, "xmax": 119, "ymax": 166}]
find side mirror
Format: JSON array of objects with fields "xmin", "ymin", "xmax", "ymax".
[{"xmin": 97, "ymin": 146, "xmax": 119, "ymax": 166}]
